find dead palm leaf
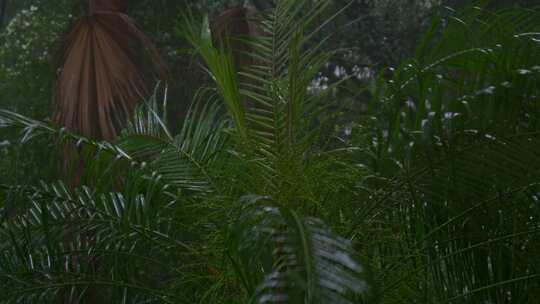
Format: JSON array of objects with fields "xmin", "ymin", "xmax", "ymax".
[
  {"xmin": 211, "ymin": 5, "xmax": 268, "ymax": 111},
  {"xmin": 211, "ymin": 6, "xmax": 253, "ymax": 70},
  {"xmin": 51, "ymin": 4, "xmax": 167, "ymax": 301},
  {"xmin": 52, "ymin": 0, "xmax": 166, "ymax": 140}
]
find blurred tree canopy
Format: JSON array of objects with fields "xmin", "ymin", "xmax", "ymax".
[
  {"xmin": 0, "ymin": 0, "xmax": 537, "ymax": 184},
  {"xmin": 1, "ymin": 0, "xmax": 536, "ymax": 117}
]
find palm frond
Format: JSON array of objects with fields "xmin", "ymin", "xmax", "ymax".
[
  {"xmin": 348, "ymin": 6, "xmax": 540, "ymax": 303},
  {"xmin": 118, "ymin": 89, "xmax": 230, "ymax": 195},
  {"xmin": 367, "ymin": 134, "xmax": 540, "ymax": 302},
  {"xmin": 230, "ymin": 196, "xmax": 370, "ymax": 303},
  {"xmin": 211, "ymin": 6, "xmax": 253, "ymax": 70},
  {"xmin": 182, "ymin": 0, "xmax": 347, "ymax": 200},
  {"xmin": 1, "ymin": 87, "xmax": 229, "ymax": 196},
  {"xmin": 0, "ymin": 179, "xmax": 196, "ymax": 303},
  {"xmin": 53, "ymin": 0, "xmax": 166, "ymax": 140}
]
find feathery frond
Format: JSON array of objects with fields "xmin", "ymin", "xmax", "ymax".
[
  {"xmin": 348, "ymin": 5, "xmax": 540, "ymax": 302},
  {"xmin": 230, "ymin": 196, "xmax": 369, "ymax": 303}
]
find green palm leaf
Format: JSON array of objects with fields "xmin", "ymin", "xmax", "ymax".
[{"xmin": 230, "ymin": 196, "xmax": 369, "ymax": 303}]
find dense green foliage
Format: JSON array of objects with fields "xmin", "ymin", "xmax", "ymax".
[{"xmin": 1, "ymin": 0, "xmax": 539, "ymax": 303}]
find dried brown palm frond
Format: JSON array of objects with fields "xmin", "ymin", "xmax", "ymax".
[
  {"xmin": 53, "ymin": 0, "xmax": 166, "ymax": 140},
  {"xmin": 52, "ymin": 4, "xmax": 167, "ymax": 301},
  {"xmin": 211, "ymin": 6, "xmax": 267, "ymax": 111},
  {"xmin": 211, "ymin": 3, "xmax": 270, "ymax": 68},
  {"xmin": 211, "ymin": 7, "xmax": 253, "ymax": 69}
]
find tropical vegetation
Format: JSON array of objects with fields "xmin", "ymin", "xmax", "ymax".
[{"xmin": 0, "ymin": 0, "xmax": 539, "ymax": 303}]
